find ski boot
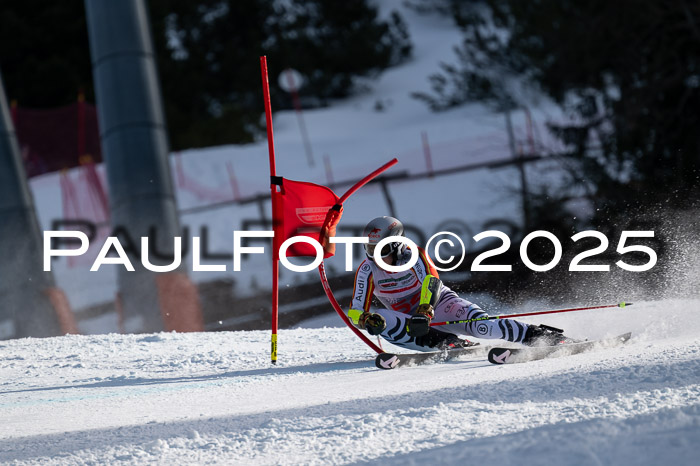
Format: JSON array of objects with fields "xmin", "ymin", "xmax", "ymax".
[
  {"xmin": 522, "ymin": 324, "xmax": 578, "ymax": 346},
  {"xmin": 414, "ymin": 328, "xmax": 478, "ymax": 351},
  {"xmin": 436, "ymin": 334, "xmax": 479, "ymax": 351}
]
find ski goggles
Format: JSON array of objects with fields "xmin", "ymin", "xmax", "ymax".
[{"xmin": 365, "ymin": 242, "xmax": 396, "ymax": 258}]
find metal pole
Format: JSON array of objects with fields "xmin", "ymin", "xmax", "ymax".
[
  {"xmin": 0, "ymin": 71, "xmax": 63, "ymax": 338},
  {"xmin": 85, "ymin": 0, "xmax": 201, "ymax": 333}
]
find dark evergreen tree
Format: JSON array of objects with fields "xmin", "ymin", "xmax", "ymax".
[
  {"xmin": 0, "ymin": 0, "xmax": 93, "ymax": 106},
  {"xmin": 151, "ymin": 0, "xmax": 412, "ymax": 149}
]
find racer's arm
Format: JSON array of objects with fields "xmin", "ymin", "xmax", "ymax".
[
  {"xmin": 348, "ymin": 263, "xmax": 386, "ymax": 335},
  {"xmin": 418, "ymin": 274, "xmax": 442, "ymax": 311},
  {"xmin": 406, "ymin": 274, "xmax": 442, "ymax": 337},
  {"xmin": 412, "ymin": 247, "xmax": 439, "ymax": 283}
]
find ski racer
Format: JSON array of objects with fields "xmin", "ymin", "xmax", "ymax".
[{"xmin": 348, "ymin": 216, "xmax": 576, "ymax": 352}]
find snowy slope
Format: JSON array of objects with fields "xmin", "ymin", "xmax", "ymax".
[{"xmin": 1, "ymin": 299, "xmax": 699, "ymax": 465}]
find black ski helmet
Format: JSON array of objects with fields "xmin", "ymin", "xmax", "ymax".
[{"xmin": 363, "ymin": 216, "xmax": 405, "ymax": 259}]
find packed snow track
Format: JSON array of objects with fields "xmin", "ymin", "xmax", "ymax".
[{"xmin": 1, "ymin": 299, "xmax": 699, "ymax": 465}]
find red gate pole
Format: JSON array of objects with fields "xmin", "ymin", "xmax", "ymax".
[
  {"xmin": 337, "ymin": 158, "xmax": 397, "ymax": 204},
  {"xmin": 317, "ymin": 158, "xmax": 398, "ymax": 355},
  {"xmin": 260, "ymin": 56, "xmax": 280, "ymax": 364},
  {"xmin": 319, "ymin": 262, "xmax": 383, "ymax": 354}
]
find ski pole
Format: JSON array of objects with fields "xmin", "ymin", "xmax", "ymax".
[{"xmin": 430, "ymin": 302, "xmax": 632, "ymax": 327}]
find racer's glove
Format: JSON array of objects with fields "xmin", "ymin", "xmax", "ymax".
[
  {"xmin": 407, "ymin": 304, "xmax": 434, "ymax": 337},
  {"xmin": 359, "ymin": 312, "xmax": 386, "ymax": 336}
]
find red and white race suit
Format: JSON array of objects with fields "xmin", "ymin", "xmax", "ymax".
[{"xmin": 350, "ymin": 247, "xmax": 529, "ymax": 351}]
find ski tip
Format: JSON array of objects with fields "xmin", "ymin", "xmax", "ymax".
[
  {"xmin": 619, "ymin": 301, "xmax": 633, "ymax": 307},
  {"xmin": 375, "ymin": 353, "xmax": 400, "ymax": 370},
  {"xmin": 487, "ymin": 348, "xmax": 512, "ymax": 365}
]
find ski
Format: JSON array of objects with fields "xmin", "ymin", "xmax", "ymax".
[
  {"xmin": 487, "ymin": 332, "xmax": 632, "ymax": 365},
  {"xmin": 375, "ymin": 344, "xmax": 488, "ymax": 370}
]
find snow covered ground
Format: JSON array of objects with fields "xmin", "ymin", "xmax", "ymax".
[{"xmin": 1, "ymin": 299, "xmax": 699, "ymax": 465}]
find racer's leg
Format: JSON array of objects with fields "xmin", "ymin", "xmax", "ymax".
[
  {"xmin": 433, "ymin": 292, "xmax": 529, "ymax": 343},
  {"xmin": 372, "ymin": 308, "xmax": 463, "ymax": 352}
]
